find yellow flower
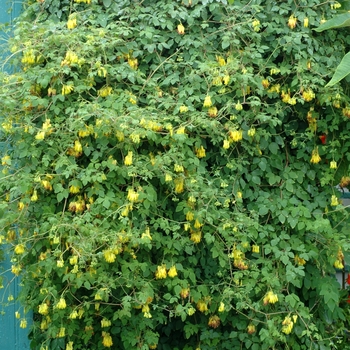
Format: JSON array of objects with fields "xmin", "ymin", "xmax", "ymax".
[
  {"xmin": 67, "ymin": 14, "xmax": 77, "ymax": 29},
  {"xmin": 165, "ymin": 173, "xmax": 173, "ymax": 182},
  {"xmin": 304, "ymin": 17, "xmax": 309, "ymax": 28},
  {"xmin": 334, "ymin": 259, "xmax": 344, "ymax": 269},
  {"xmin": 155, "ymin": 265, "xmax": 167, "ymax": 279},
  {"xmin": 69, "ymin": 256, "xmax": 78, "ymax": 265},
  {"xmin": 247, "ymin": 128, "xmax": 256, "ymax": 137},
  {"xmin": 69, "ymin": 310, "xmax": 78, "ymax": 319},
  {"xmin": 196, "ymin": 300, "xmax": 208, "ymax": 313},
  {"xmin": 35, "ymin": 131, "xmax": 46, "ymax": 140},
  {"xmin": 310, "ymin": 148, "xmax": 321, "ymax": 164},
  {"xmin": 330, "ymin": 160, "xmax": 337, "ymax": 169},
  {"xmin": 62, "ymin": 84, "xmax": 74, "ymax": 95},
  {"xmin": 69, "ymin": 185, "xmax": 80, "ymax": 194},
  {"xmin": 66, "ymin": 342, "xmax": 74, "ymax": 350},
  {"xmin": 38, "ymin": 303, "xmax": 49, "ymax": 315},
  {"xmin": 223, "ymin": 75, "xmax": 230, "ymax": 85},
  {"xmin": 186, "ymin": 211, "xmax": 194, "ymax": 221},
  {"xmin": 179, "ymin": 105, "xmax": 189, "ymax": 113},
  {"xmin": 302, "ymin": 89, "xmax": 315, "ymax": 102},
  {"xmin": 247, "ymin": 324, "xmax": 256, "ymax": 334},
  {"xmin": 177, "ymin": 23, "xmax": 185, "ymax": 35},
  {"xmin": 203, "ymin": 95, "xmax": 212, "ymax": 108},
  {"xmin": 15, "ymin": 311, "xmax": 20, "ymax": 319},
  {"xmin": 18, "ymin": 202, "xmax": 25, "ymax": 211},
  {"xmin": 141, "ymin": 227, "xmax": 152, "ymax": 240},
  {"xmin": 218, "ymin": 302, "xmax": 225, "ymax": 313},
  {"xmin": 124, "ymin": 151, "xmax": 133, "ymax": 166},
  {"xmin": 252, "ymin": 19, "xmax": 260, "ymax": 32},
  {"xmin": 190, "ymin": 230, "xmax": 202, "ymax": 244},
  {"xmin": 168, "ymin": 265, "xmax": 178, "ymax": 278},
  {"xmin": 56, "ymin": 297, "xmax": 67, "ymax": 309},
  {"xmin": 101, "ymin": 318, "xmax": 112, "ymax": 328},
  {"xmin": 216, "ymin": 56, "xmax": 226, "ymax": 66},
  {"xmin": 207, "ymin": 106, "xmax": 218, "ymax": 118},
  {"xmin": 195, "ymin": 146, "xmax": 206, "ymax": 158},
  {"xmin": 174, "ymin": 177, "xmax": 184, "ymax": 193},
  {"xmin": 103, "ymin": 250, "xmax": 116, "ymax": 263},
  {"xmin": 57, "ymin": 259, "xmax": 64, "ymax": 267},
  {"xmin": 187, "ymin": 307, "xmax": 196, "ymax": 316},
  {"xmin": 229, "ymin": 130, "xmax": 243, "ymax": 142},
  {"xmin": 252, "ymin": 245, "xmax": 260, "ymax": 253},
  {"xmin": 20, "ymin": 319, "xmax": 27, "ymax": 328},
  {"xmin": 331, "ymin": 195, "xmax": 339, "ymax": 206},
  {"xmin": 31, "ymin": 190, "xmax": 38, "ymax": 201},
  {"xmin": 263, "ymin": 291, "xmax": 278, "ymax": 305},
  {"xmin": 174, "ymin": 164, "xmax": 184, "ymax": 172},
  {"xmin": 294, "ymin": 255, "xmax": 306, "ymax": 266},
  {"xmin": 57, "ymin": 327, "xmax": 65, "ymax": 338},
  {"xmin": 288, "ymin": 15, "xmax": 297, "ymax": 29},
  {"xmin": 235, "ymin": 102, "xmax": 243, "ymax": 111},
  {"xmin": 282, "ymin": 316, "xmax": 294, "ymax": 335},
  {"xmin": 223, "ymin": 139, "xmax": 230, "ymax": 149},
  {"xmin": 98, "ymin": 86, "xmax": 112, "ymax": 97},
  {"xmin": 127, "ymin": 188, "xmax": 139, "ymax": 202},
  {"xmin": 127, "ymin": 57, "xmax": 138, "ymax": 70},
  {"xmin": 14, "ymin": 244, "xmax": 25, "ymax": 255}
]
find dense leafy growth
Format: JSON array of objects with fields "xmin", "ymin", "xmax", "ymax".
[{"xmin": 1, "ymin": 0, "xmax": 350, "ymax": 349}]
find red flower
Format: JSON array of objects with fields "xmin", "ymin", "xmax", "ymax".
[
  {"xmin": 347, "ymin": 273, "xmax": 350, "ymax": 285},
  {"xmin": 319, "ymin": 134, "xmax": 327, "ymax": 145},
  {"xmin": 347, "ymin": 295, "xmax": 350, "ymax": 304}
]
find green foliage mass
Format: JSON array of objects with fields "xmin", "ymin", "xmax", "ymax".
[{"xmin": 1, "ymin": 0, "xmax": 350, "ymax": 349}]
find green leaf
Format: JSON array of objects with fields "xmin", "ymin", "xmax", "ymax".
[
  {"xmin": 325, "ymin": 51, "xmax": 350, "ymax": 87},
  {"xmin": 314, "ymin": 12, "xmax": 350, "ymax": 32}
]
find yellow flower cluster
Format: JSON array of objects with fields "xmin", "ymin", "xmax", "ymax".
[
  {"xmin": 155, "ymin": 265, "xmax": 167, "ymax": 279},
  {"xmin": 127, "ymin": 188, "xmax": 139, "ymax": 202},
  {"xmin": 263, "ymin": 290, "xmax": 278, "ymax": 305},
  {"xmin": 252, "ymin": 19, "xmax": 260, "ymax": 32},
  {"xmin": 75, "ymin": 0, "xmax": 91, "ymax": 3},
  {"xmin": 331, "ymin": 195, "xmax": 339, "ymax": 207},
  {"xmin": 101, "ymin": 318, "xmax": 112, "ymax": 328},
  {"xmin": 294, "ymin": 255, "xmax": 306, "ymax": 266},
  {"xmin": 218, "ymin": 302, "xmax": 225, "ymax": 313},
  {"xmin": 174, "ymin": 177, "xmax": 184, "ymax": 193},
  {"xmin": 98, "ymin": 86, "xmax": 112, "ymax": 97},
  {"xmin": 203, "ymin": 95, "xmax": 212, "ymax": 108},
  {"xmin": 127, "ymin": 57, "xmax": 138, "ymax": 70},
  {"xmin": 282, "ymin": 315, "xmax": 298, "ymax": 334},
  {"xmin": 62, "ymin": 84, "xmax": 74, "ymax": 95},
  {"xmin": 207, "ymin": 106, "xmax": 218, "ymax": 117},
  {"xmin": 196, "ymin": 299, "xmax": 208, "ymax": 313},
  {"xmin": 288, "ymin": 15, "xmax": 297, "ymax": 29},
  {"xmin": 14, "ymin": 244, "xmax": 25, "ymax": 255},
  {"xmin": 56, "ymin": 298, "xmax": 67, "ymax": 309},
  {"xmin": 281, "ymin": 91, "xmax": 296, "ymax": 105},
  {"xmin": 190, "ymin": 230, "xmax": 201, "ymax": 243}
]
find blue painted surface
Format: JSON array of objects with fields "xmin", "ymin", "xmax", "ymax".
[{"xmin": 0, "ymin": 1, "xmax": 30, "ymax": 350}]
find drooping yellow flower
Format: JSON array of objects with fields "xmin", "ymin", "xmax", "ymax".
[
  {"xmin": 203, "ymin": 95, "xmax": 212, "ymax": 108},
  {"xmin": 31, "ymin": 190, "xmax": 38, "ymax": 201},
  {"xmin": 334, "ymin": 259, "xmax": 344, "ymax": 269},
  {"xmin": 195, "ymin": 145, "xmax": 206, "ymax": 158},
  {"xmin": 247, "ymin": 324, "xmax": 256, "ymax": 334},
  {"xmin": 330, "ymin": 160, "xmax": 337, "ymax": 169},
  {"xmin": 252, "ymin": 245, "xmax": 260, "ymax": 253},
  {"xmin": 38, "ymin": 303, "xmax": 49, "ymax": 315},
  {"xmin": 294, "ymin": 255, "xmax": 306, "ymax": 266},
  {"xmin": 190, "ymin": 230, "xmax": 201, "ymax": 244},
  {"xmin": 247, "ymin": 128, "xmax": 256, "ymax": 137},
  {"xmin": 141, "ymin": 227, "xmax": 152, "ymax": 240},
  {"xmin": 57, "ymin": 259, "xmax": 64, "ymax": 267},
  {"xmin": 223, "ymin": 75, "xmax": 230, "ymax": 85},
  {"xmin": 101, "ymin": 318, "xmax": 112, "ymax": 328},
  {"xmin": 35, "ymin": 131, "xmax": 46, "ymax": 140},
  {"xmin": 168, "ymin": 265, "xmax": 178, "ymax": 278},
  {"xmin": 218, "ymin": 302, "xmax": 225, "ymax": 313},
  {"xmin": 216, "ymin": 55, "xmax": 226, "ymax": 66},
  {"xmin": 127, "ymin": 188, "xmax": 139, "ymax": 202},
  {"xmin": 14, "ymin": 244, "xmax": 25, "ymax": 255},
  {"xmin": 207, "ymin": 106, "xmax": 218, "ymax": 118},
  {"xmin": 174, "ymin": 164, "xmax": 184, "ymax": 172},
  {"xmin": 331, "ymin": 195, "xmax": 339, "ymax": 206},
  {"xmin": 66, "ymin": 341, "xmax": 74, "ymax": 350},
  {"xmin": 302, "ymin": 89, "xmax": 315, "ymax": 102},
  {"xmin": 69, "ymin": 256, "xmax": 78, "ymax": 265},
  {"xmin": 20, "ymin": 319, "xmax": 27, "ymax": 329},
  {"xmin": 252, "ymin": 19, "xmax": 260, "ymax": 32},
  {"xmin": 57, "ymin": 327, "xmax": 66, "ymax": 337},
  {"xmin": 62, "ymin": 84, "xmax": 74, "ymax": 95},
  {"xmin": 177, "ymin": 23, "xmax": 185, "ymax": 35},
  {"xmin": 103, "ymin": 250, "xmax": 116, "ymax": 263},
  {"xmin": 69, "ymin": 185, "xmax": 80, "ymax": 194},
  {"xmin": 223, "ymin": 139, "xmax": 230, "ymax": 149},
  {"xmin": 155, "ymin": 265, "xmax": 167, "ymax": 279},
  {"xmin": 229, "ymin": 130, "xmax": 243, "ymax": 142},
  {"xmin": 196, "ymin": 299, "xmax": 208, "ymax": 313},
  {"xmin": 281, "ymin": 316, "xmax": 294, "ymax": 334},
  {"xmin": 98, "ymin": 86, "xmax": 112, "ymax": 97},
  {"xmin": 124, "ymin": 151, "xmax": 133, "ymax": 166},
  {"xmin": 288, "ymin": 15, "xmax": 297, "ymax": 29},
  {"xmin": 263, "ymin": 291, "xmax": 278, "ymax": 305},
  {"xmin": 174, "ymin": 177, "xmax": 184, "ymax": 193},
  {"xmin": 127, "ymin": 57, "xmax": 138, "ymax": 70},
  {"xmin": 304, "ymin": 17, "xmax": 309, "ymax": 28},
  {"xmin": 235, "ymin": 101, "xmax": 243, "ymax": 111},
  {"xmin": 67, "ymin": 14, "xmax": 77, "ymax": 29},
  {"xmin": 179, "ymin": 105, "xmax": 189, "ymax": 113},
  {"xmin": 310, "ymin": 148, "xmax": 321, "ymax": 164},
  {"xmin": 56, "ymin": 297, "xmax": 67, "ymax": 309}
]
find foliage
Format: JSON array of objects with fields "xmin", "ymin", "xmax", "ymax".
[{"xmin": 1, "ymin": 0, "xmax": 350, "ymax": 349}]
